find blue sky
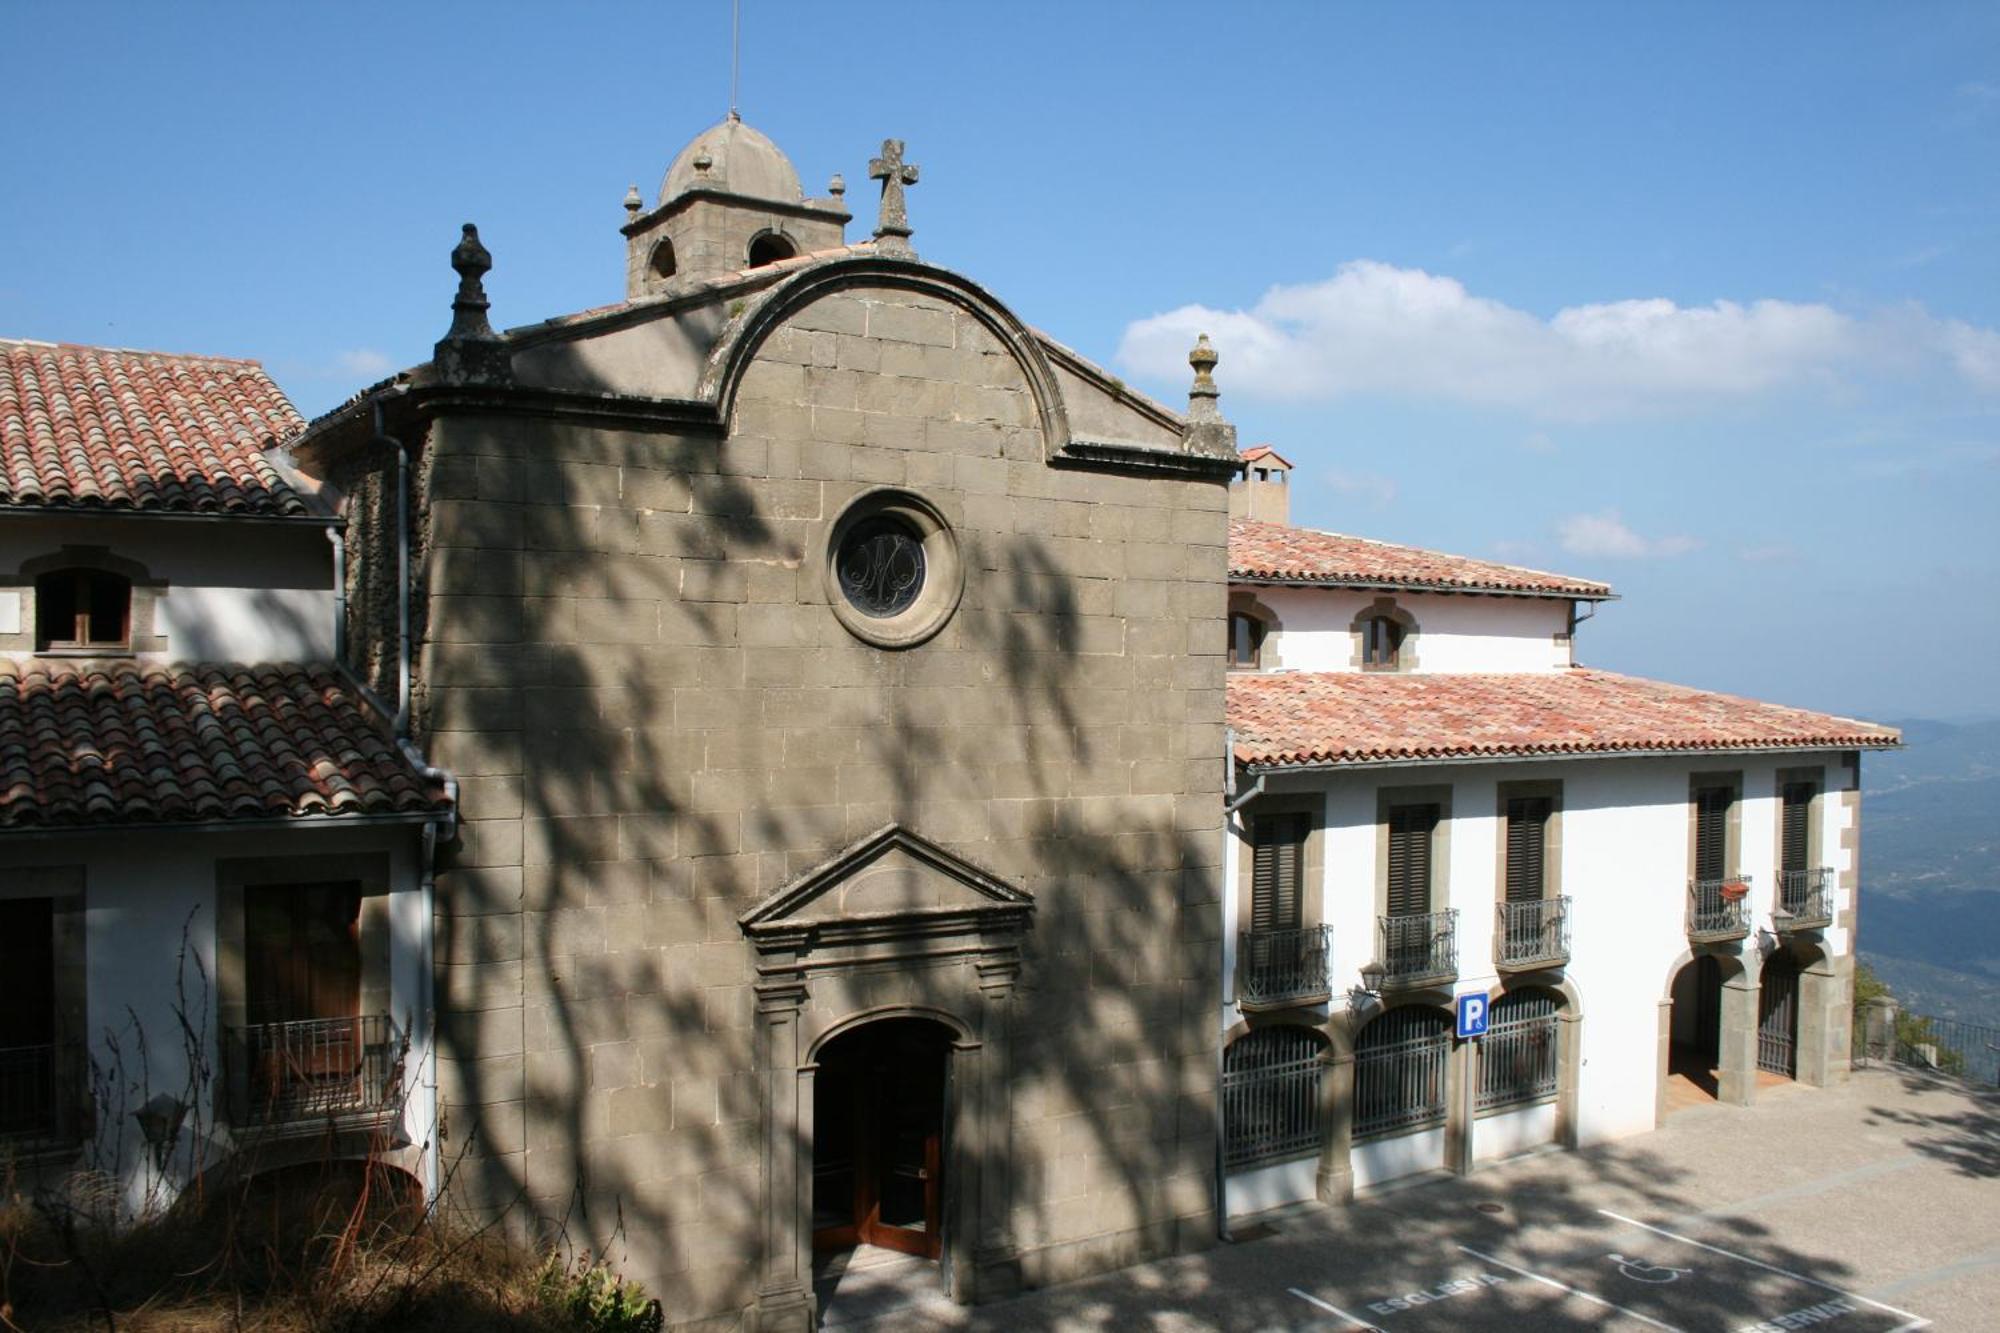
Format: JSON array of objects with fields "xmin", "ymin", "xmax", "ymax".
[{"xmin": 5, "ymin": 2, "xmax": 1995, "ymax": 721}]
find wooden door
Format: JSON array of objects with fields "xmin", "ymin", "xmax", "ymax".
[{"xmin": 810, "ymin": 1021, "xmax": 946, "ymax": 1260}]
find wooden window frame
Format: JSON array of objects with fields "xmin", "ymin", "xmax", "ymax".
[
  {"xmin": 1375, "ymin": 784, "xmax": 1453, "ymax": 921},
  {"xmin": 1496, "ymin": 780, "xmax": 1563, "ymax": 905}
]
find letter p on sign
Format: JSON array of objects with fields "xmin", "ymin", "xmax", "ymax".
[{"xmin": 1457, "ymin": 993, "xmax": 1489, "ymax": 1038}]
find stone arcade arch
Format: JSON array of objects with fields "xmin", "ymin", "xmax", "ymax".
[
  {"xmin": 1471, "ymin": 984, "xmax": 1580, "ymax": 1163},
  {"xmin": 1660, "ymin": 948, "xmax": 1757, "ymax": 1119},
  {"xmin": 737, "ymin": 825, "xmax": 1033, "ymax": 1332}
]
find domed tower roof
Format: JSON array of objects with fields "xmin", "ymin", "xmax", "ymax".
[{"xmin": 660, "ymin": 114, "xmax": 803, "ymax": 205}]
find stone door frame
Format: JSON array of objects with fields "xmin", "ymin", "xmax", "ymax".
[{"xmin": 738, "ymin": 826, "xmax": 1033, "ymax": 1332}]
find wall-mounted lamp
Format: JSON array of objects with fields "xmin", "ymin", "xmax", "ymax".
[{"xmin": 133, "ymin": 1093, "xmax": 185, "ymax": 1172}]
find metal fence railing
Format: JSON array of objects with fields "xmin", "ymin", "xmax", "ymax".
[
  {"xmin": 1237, "ymin": 925, "xmax": 1334, "ymax": 1008},
  {"xmin": 1221, "ymin": 1026, "xmax": 1326, "ymax": 1168},
  {"xmin": 227, "ymin": 1015, "xmax": 402, "ymax": 1126},
  {"xmin": 1775, "ymin": 867, "xmax": 1834, "ymax": 931},
  {"xmin": 1688, "ymin": 876, "xmax": 1753, "ymax": 941},
  {"xmin": 1476, "ymin": 993, "xmax": 1560, "ymax": 1113},
  {"xmin": 1890, "ymin": 1014, "xmax": 2000, "ymax": 1087},
  {"xmin": 1495, "ymin": 897, "xmax": 1570, "ymax": 969},
  {"xmin": 1379, "ymin": 910, "xmax": 1458, "ymax": 985},
  {"xmin": 1354, "ymin": 1007, "xmax": 1451, "ymax": 1140}
]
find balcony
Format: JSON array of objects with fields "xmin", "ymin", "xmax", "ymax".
[
  {"xmin": 1495, "ymin": 896, "xmax": 1571, "ymax": 971},
  {"xmin": 227, "ymin": 1015, "xmax": 402, "ymax": 1129},
  {"xmin": 1775, "ymin": 866, "xmax": 1834, "ymax": 932},
  {"xmin": 1688, "ymin": 876, "xmax": 1753, "ymax": 943},
  {"xmin": 1374, "ymin": 909, "xmax": 1459, "ymax": 988},
  {"xmin": 0, "ymin": 1041, "xmax": 83, "ymax": 1147},
  {"xmin": 1237, "ymin": 925, "xmax": 1334, "ymax": 1009}
]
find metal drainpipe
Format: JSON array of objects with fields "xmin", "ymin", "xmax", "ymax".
[
  {"xmin": 370, "ymin": 386, "xmax": 457, "ymax": 1205},
  {"xmin": 325, "ymin": 527, "xmax": 347, "ymax": 666},
  {"xmin": 373, "ymin": 398, "xmax": 413, "ymax": 736}
]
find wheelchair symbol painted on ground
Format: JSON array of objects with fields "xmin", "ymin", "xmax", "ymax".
[{"xmin": 1606, "ymin": 1254, "xmax": 1693, "ymax": 1283}]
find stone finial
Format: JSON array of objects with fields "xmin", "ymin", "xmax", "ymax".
[
  {"xmin": 1187, "ymin": 334, "xmax": 1220, "ymax": 418},
  {"xmin": 623, "ymin": 184, "xmax": 643, "ymax": 218},
  {"xmin": 1182, "ymin": 332, "xmax": 1237, "ymax": 457},
  {"xmin": 828, "ymin": 172, "xmax": 845, "ymax": 200},
  {"xmin": 434, "ymin": 223, "xmax": 512, "ymax": 386},
  {"xmin": 868, "ymin": 139, "xmax": 920, "ymax": 255}
]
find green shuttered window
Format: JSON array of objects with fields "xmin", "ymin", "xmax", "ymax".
[
  {"xmin": 1504, "ymin": 797, "xmax": 1551, "ymax": 904},
  {"xmin": 1387, "ymin": 804, "xmax": 1439, "ymax": 917},
  {"xmin": 1251, "ymin": 813, "xmax": 1307, "ymax": 931}
]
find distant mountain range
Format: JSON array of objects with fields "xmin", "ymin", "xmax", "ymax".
[{"xmin": 1859, "ymin": 719, "xmax": 2000, "ymax": 1026}]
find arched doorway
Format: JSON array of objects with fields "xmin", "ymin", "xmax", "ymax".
[
  {"xmin": 1758, "ymin": 952, "xmax": 1801, "ymax": 1079},
  {"xmin": 811, "ymin": 1017, "xmax": 952, "ymax": 1260},
  {"xmin": 1668, "ymin": 955, "xmax": 1725, "ymax": 1103}
]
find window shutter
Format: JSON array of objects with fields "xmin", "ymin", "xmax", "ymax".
[
  {"xmin": 1251, "ymin": 815, "xmax": 1305, "ymax": 930},
  {"xmin": 1781, "ymin": 784, "xmax": 1812, "ymax": 877},
  {"xmin": 1388, "ymin": 805, "xmax": 1438, "ymax": 917},
  {"xmin": 1694, "ymin": 788, "xmax": 1730, "ymax": 882},
  {"xmin": 1505, "ymin": 797, "xmax": 1550, "ymax": 903},
  {"xmin": 245, "ymin": 882, "xmax": 364, "ymax": 1024}
]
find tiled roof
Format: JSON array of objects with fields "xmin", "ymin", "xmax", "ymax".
[
  {"xmin": 1228, "ymin": 669, "xmax": 1901, "ymax": 769},
  {"xmin": 1229, "ymin": 519, "xmax": 1613, "ymax": 599},
  {"xmin": 0, "ymin": 663, "xmax": 451, "ymax": 830},
  {"xmin": 0, "ymin": 339, "xmax": 311, "ymax": 516},
  {"xmin": 1239, "ymin": 445, "xmax": 1293, "ymax": 468}
]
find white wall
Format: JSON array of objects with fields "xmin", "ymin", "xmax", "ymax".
[
  {"xmin": 1226, "ymin": 1156, "xmax": 1318, "ymax": 1218},
  {"xmin": 1222, "ymin": 749, "xmax": 1857, "ymax": 1185},
  {"xmin": 0, "ymin": 821, "xmax": 428, "ymax": 1213},
  {"xmin": 1244, "ymin": 585, "xmax": 1573, "ymax": 675},
  {"xmin": 0, "ymin": 514, "xmax": 336, "ymax": 664}
]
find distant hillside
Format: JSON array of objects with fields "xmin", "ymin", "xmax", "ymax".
[{"xmin": 1859, "ymin": 719, "xmax": 2000, "ymax": 1026}]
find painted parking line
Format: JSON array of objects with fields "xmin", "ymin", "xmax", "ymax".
[
  {"xmin": 1599, "ymin": 1211, "xmax": 1930, "ymax": 1333},
  {"xmin": 1287, "ymin": 1286, "xmax": 1383, "ymax": 1330},
  {"xmin": 1458, "ymin": 1245, "xmax": 1685, "ymax": 1331}
]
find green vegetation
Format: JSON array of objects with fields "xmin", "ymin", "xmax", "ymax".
[{"xmin": 1854, "ymin": 960, "xmax": 1969, "ymax": 1076}]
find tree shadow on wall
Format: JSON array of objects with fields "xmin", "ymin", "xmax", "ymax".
[{"xmin": 417, "ymin": 403, "xmax": 1234, "ymax": 1324}]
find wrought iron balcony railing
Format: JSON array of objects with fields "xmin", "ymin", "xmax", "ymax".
[
  {"xmin": 1377, "ymin": 909, "xmax": 1458, "ymax": 986},
  {"xmin": 0, "ymin": 1040, "xmax": 84, "ymax": 1145},
  {"xmin": 227, "ymin": 1015, "xmax": 401, "ymax": 1127},
  {"xmin": 1495, "ymin": 896, "xmax": 1571, "ymax": 970},
  {"xmin": 1775, "ymin": 867, "xmax": 1834, "ymax": 931},
  {"xmin": 1688, "ymin": 875, "xmax": 1753, "ymax": 942},
  {"xmin": 1237, "ymin": 925, "xmax": 1334, "ymax": 1008}
]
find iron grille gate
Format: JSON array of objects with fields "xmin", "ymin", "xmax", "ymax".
[
  {"xmin": 1354, "ymin": 1008, "xmax": 1451, "ymax": 1141},
  {"xmin": 1476, "ymin": 992, "xmax": 1560, "ymax": 1113},
  {"xmin": 1758, "ymin": 958, "xmax": 1799, "ymax": 1078},
  {"xmin": 1222, "ymin": 1026, "xmax": 1326, "ymax": 1168}
]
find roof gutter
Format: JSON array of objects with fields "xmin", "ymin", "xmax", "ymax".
[
  {"xmin": 1241, "ymin": 740, "xmax": 1902, "ymax": 776},
  {"xmin": 0, "ymin": 504, "xmax": 341, "ymax": 528},
  {"xmin": 1229, "ymin": 576, "xmax": 1617, "ymax": 602},
  {"xmin": 0, "ymin": 811, "xmax": 442, "ymax": 842}
]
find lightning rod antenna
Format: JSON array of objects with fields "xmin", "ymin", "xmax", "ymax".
[{"xmin": 730, "ymin": 0, "xmax": 741, "ymax": 119}]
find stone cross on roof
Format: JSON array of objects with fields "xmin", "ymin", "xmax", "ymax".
[{"xmin": 869, "ymin": 139, "xmax": 919, "ymax": 255}]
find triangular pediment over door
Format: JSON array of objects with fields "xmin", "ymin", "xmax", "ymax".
[{"xmin": 739, "ymin": 824, "xmax": 1033, "ymax": 950}]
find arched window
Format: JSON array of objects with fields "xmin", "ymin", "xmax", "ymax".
[
  {"xmin": 649, "ymin": 237, "xmax": 678, "ymax": 280},
  {"xmin": 1361, "ymin": 614, "xmax": 1404, "ymax": 669},
  {"xmin": 1221, "ymin": 1025, "xmax": 1326, "ymax": 1167},
  {"xmin": 1475, "ymin": 989, "xmax": 1562, "ymax": 1114},
  {"xmin": 747, "ymin": 231, "xmax": 796, "ymax": 267},
  {"xmin": 1353, "ymin": 1006, "xmax": 1451, "ymax": 1140},
  {"xmin": 1228, "ymin": 611, "xmax": 1266, "ymax": 670},
  {"xmin": 35, "ymin": 568, "xmax": 131, "ymax": 652}
]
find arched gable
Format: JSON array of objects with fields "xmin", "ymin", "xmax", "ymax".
[{"xmin": 698, "ymin": 255, "xmax": 1072, "ymax": 460}]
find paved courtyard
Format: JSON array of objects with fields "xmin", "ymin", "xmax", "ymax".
[{"xmin": 823, "ymin": 1066, "xmax": 1999, "ymax": 1331}]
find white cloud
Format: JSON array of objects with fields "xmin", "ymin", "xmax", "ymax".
[
  {"xmin": 334, "ymin": 348, "xmax": 393, "ymax": 378},
  {"xmin": 1115, "ymin": 260, "xmax": 2000, "ymax": 420},
  {"xmin": 1323, "ymin": 467, "xmax": 1397, "ymax": 509},
  {"xmin": 1522, "ymin": 431, "xmax": 1557, "ymax": 455},
  {"xmin": 1556, "ymin": 510, "xmax": 1699, "ymax": 559}
]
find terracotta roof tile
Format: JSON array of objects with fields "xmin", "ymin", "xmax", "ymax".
[
  {"xmin": 0, "ymin": 663, "xmax": 450, "ymax": 830},
  {"xmin": 1229, "ymin": 519, "xmax": 1613, "ymax": 598},
  {"xmin": 1228, "ymin": 669, "xmax": 1900, "ymax": 769},
  {"xmin": 1, "ymin": 339, "xmax": 309, "ymax": 516}
]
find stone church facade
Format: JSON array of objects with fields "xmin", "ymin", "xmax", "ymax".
[{"xmin": 286, "ymin": 118, "xmax": 1242, "ymax": 1327}]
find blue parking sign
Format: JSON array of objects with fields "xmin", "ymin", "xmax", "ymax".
[{"xmin": 1457, "ymin": 993, "xmax": 1489, "ymax": 1039}]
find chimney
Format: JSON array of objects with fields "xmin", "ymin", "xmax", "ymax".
[{"xmin": 1230, "ymin": 445, "xmax": 1293, "ymax": 524}]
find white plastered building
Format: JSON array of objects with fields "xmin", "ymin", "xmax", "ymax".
[{"xmin": 1215, "ymin": 452, "xmax": 1900, "ymax": 1216}]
